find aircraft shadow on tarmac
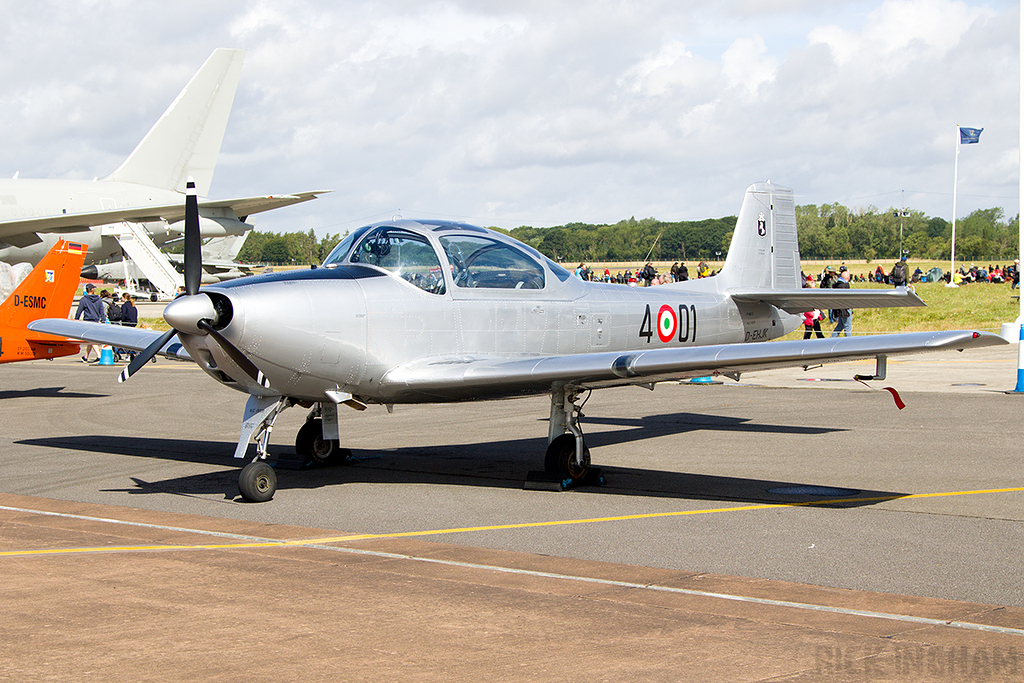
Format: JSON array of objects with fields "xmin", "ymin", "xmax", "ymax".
[
  {"xmin": 20, "ymin": 410, "xmax": 907, "ymax": 507},
  {"xmin": 0, "ymin": 386, "xmax": 108, "ymax": 400}
]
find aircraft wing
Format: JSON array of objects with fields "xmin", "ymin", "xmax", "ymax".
[
  {"xmin": 730, "ymin": 288, "xmax": 925, "ymax": 314},
  {"xmin": 378, "ymin": 330, "xmax": 1005, "ymax": 402},
  {"xmin": 0, "ymin": 191, "xmax": 328, "ymax": 240},
  {"xmin": 26, "ymin": 319, "xmax": 192, "ymax": 361}
]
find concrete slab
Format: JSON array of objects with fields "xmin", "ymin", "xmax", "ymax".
[
  {"xmin": 0, "ymin": 345, "xmax": 1022, "ymax": 679},
  {"xmin": 1, "ymin": 496, "xmax": 1021, "ymax": 682}
]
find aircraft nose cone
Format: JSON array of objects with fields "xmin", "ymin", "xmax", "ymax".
[{"xmin": 164, "ymin": 293, "xmax": 217, "ymax": 335}]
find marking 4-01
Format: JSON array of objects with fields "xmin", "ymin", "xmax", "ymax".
[{"xmin": 639, "ymin": 303, "xmax": 697, "ymax": 343}]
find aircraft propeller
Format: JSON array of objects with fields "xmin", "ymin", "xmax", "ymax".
[{"xmin": 118, "ymin": 178, "xmax": 270, "ymax": 389}]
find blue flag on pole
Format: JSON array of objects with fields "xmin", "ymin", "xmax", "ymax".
[{"xmin": 959, "ymin": 126, "xmax": 983, "ymax": 144}]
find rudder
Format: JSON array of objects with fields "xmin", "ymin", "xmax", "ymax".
[
  {"xmin": 0, "ymin": 240, "xmax": 89, "ymax": 329},
  {"xmin": 718, "ymin": 181, "xmax": 801, "ymax": 291}
]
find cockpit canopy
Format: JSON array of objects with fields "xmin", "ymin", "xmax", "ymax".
[{"xmin": 322, "ymin": 220, "xmax": 571, "ymax": 294}]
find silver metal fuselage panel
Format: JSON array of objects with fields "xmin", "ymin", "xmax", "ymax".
[{"xmin": 177, "ymin": 220, "xmax": 799, "ymax": 403}]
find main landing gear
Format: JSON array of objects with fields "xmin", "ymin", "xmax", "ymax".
[
  {"xmin": 295, "ymin": 415, "xmax": 352, "ymax": 467},
  {"xmin": 543, "ymin": 387, "xmax": 602, "ymax": 488}
]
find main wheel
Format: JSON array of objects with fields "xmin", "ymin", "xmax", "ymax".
[
  {"xmin": 295, "ymin": 418, "xmax": 351, "ymax": 466},
  {"xmin": 239, "ymin": 461, "xmax": 277, "ymax": 502},
  {"xmin": 544, "ymin": 433, "xmax": 591, "ymax": 480}
]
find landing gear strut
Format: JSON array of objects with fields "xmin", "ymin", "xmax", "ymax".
[
  {"xmin": 545, "ymin": 387, "xmax": 592, "ymax": 483},
  {"xmin": 235, "ymin": 395, "xmax": 294, "ymax": 502}
]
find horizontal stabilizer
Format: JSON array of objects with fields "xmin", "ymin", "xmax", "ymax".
[{"xmin": 730, "ymin": 287, "xmax": 926, "ymax": 314}]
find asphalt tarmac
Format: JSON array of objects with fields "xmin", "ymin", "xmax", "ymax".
[{"xmin": 1, "ymin": 343, "xmax": 1022, "ymax": 680}]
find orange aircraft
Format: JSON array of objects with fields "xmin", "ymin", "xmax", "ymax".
[{"xmin": 0, "ymin": 239, "xmax": 89, "ymax": 363}]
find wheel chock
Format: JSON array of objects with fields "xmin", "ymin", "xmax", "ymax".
[{"xmin": 524, "ymin": 467, "xmax": 605, "ymax": 491}]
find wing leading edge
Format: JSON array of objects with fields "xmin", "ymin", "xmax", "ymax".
[
  {"xmin": 378, "ymin": 330, "xmax": 1005, "ymax": 402},
  {"xmin": 27, "ymin": 319, "xmax": 191, "ymax": 361}
]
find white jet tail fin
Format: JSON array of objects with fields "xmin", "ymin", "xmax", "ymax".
[
  {"xmin": 102, "ymin": 48, "xmax": 245, "ymax": 197},
  {"xmin": 717, "ymin": 181, "xmax": 801, "ymax": 292}
]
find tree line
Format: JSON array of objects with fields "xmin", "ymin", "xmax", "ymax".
[{"xmin": 230, "ymin": 204, "xmax": 1020, "ymax": 266}]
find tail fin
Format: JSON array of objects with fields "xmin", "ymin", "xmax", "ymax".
[
  {"xmin": 102, "ymin": 48, "xmax": 245, "ymax": 197},
  {"xmin": 717, "ymin": 181, "xmax": 801, "ymax": 291},
  {"xmin": 0, "ymin": 240, "xmax": 89, "ymax": 328}
]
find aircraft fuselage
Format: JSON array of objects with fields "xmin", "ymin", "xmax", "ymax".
[{"xmin": 174, "ymin": 220, "xmax": 800, "ymax": 403}]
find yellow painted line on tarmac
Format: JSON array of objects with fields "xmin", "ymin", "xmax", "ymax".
[
  {"xmin": 296, "ymin": 486, "xmax": 1024, "ymax": 545},
  {"xmin": 2, "ymin": 486, "xmax": 1020, "ymax": 558}
]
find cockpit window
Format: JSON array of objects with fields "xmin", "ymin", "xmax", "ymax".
[
  {"xmin": 438, "ymin": 235, "xmax": 545, "ymax": 289},
  {"xmin": 322, "ymin": 227, "xmax": 368, "ymax": 266},
  {"xmin": 350, "ymin": 227, "xmax": 446, "ymax": 294}
]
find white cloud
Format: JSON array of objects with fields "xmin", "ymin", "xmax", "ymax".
[{"xmin": 0, "ymin": 0, "xmax": 1016, "ymax": 236}]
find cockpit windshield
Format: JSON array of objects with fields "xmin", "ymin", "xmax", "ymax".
[
  {"xmin": 349, "ymin": 227, "xmax": 446, "ymax": 294},
  {"xmin": 321, "ymin": 227, "xmax": 368, "ymax": 267},
  {"xmin": 438, "ymin": 235, "xmax": 545, "ymax": 289}
]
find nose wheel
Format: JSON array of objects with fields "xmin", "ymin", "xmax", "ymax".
[{"xmin": 239, "ymin": 460, "xmax": 276, "ymax": 502}]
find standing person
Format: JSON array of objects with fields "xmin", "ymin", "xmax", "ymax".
[
  {"xmin": 678, "ymin": 263, "xmax": 689, "ymax": 281},
  {"xmin": 118, "ymin": 293, "xmax": 139, "ymax": 362},
  {"xmin": 803, "ymin": 308, "xmax": 825, "ymax": 338},
  {"xmin": 74, "ymin": 283, "xmax": 106, "ymax": 362},
  {"xmin": 119, "ymin": 293, "xmax": 138, "ymax": 327},
  {"xmin": 802, "ymin": 275, "xmax": 824, "ymax": 339},
  {"xmin": 830, "ymin": 267, "xmax": 852, "ymax": 337},
  {"xmin": 642, "ymin": 262, "xmax": 656, "ymax": 286},
  {"xmin": 890, "ymin": 257, "xmax": 907, "ymax": 287}
]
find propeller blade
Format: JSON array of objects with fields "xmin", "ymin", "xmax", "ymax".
[
  {"xmin": 118, "ymin": 328, "xmax": 177, "ymax": 383},
  {"xmin": 197, "ymin": 320, "xmax": 272, "ymax": 390},
  {"xmin": 184, "ymin": 177, "xmax": 202, "ymax": 296}
]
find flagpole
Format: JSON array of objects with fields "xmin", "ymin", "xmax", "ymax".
[
  {"xmin": 948, "ymin": 124, "xmax": 960, "ymax": 287},
  {"xmin": 1018, "ymin": 0, "xmax": 1023, "ymax": 326},
  {"xmin": 1001, "ymin": 1, "xmax": 1024, "ymax": 347}
]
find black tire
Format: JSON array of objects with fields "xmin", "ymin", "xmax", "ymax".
[
  {"xmin": 544, "ymin": 434, "xmax": 590, "ymax": 479},
  {"xmin": 239, "ymin": 461, "xmax": 277, "ymax": 502},
  {"xmin": 295, "ymin": 418, "xmax": 350, "ymax": 466}
]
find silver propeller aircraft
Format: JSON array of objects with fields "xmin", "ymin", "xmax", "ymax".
[{"xmin": 32, "ymin": 180, "xmax": 1006, "ymax": 502}]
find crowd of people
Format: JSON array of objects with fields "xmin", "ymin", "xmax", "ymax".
[
  {"xmin": 573, "ymin": 260, "xmax": 717, "ymax": 286},
  {"xmin": 951, "ymin": 261, "xmax": 1020, "ymax": 287},
  {"xmin": 73, "ymin": 283, "xmax": 139, "ymax": 363}
]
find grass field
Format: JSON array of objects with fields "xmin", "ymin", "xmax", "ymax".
[{"xmin": 788, "ymin": 281, "xmax": 1019, "ymax": 337}]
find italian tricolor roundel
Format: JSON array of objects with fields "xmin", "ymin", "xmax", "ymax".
[{"xmin": 656, "ymin": 304, "xmax": 677, "ymax": 342}]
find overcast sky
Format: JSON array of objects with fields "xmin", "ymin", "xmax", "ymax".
[{"xmin": 0, "ymin": 0, "xmax": 1018, "ymax": 236}]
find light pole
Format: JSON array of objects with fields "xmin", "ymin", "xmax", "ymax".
[{"xmin": 893, "ymin": 190, "xmax": 909, "ymax": 260}]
